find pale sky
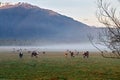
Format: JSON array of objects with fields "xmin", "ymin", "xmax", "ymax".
[{"xmin": 0, "ymin": 0, "xmax": 119, "ymax": 27}]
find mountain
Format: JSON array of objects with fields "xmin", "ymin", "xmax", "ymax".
[{"xmin": 0, "ymin": 3, "xmax": 97, "ymax": 45}]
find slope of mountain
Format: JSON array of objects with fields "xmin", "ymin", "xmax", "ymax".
[{"xmin": 0, "ymin": 3, "xmax": 97, "ymax": 45}]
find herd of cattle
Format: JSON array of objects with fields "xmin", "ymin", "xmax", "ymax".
[{"xmin": 13, "ymin": 48, "xmax": 89, "ymax": 58}]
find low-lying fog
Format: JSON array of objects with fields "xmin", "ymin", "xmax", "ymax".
[{"xmin": 0, "ymin": 43, "xmax": 108, "ymax": 52}]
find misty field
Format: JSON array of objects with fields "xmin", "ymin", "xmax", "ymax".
[{"xmin": 0, "ymin": 51, "xmax": 120, "ymax": 80}]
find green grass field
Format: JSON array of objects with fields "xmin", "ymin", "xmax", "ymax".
[{"xmin": 0, "ymin": 51, "xmax": 120, "ymax": 80}]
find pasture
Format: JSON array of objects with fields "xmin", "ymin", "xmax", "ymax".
[{"xmin": 0, "ymin": 51, "xmax": 120, "ymax": 80}]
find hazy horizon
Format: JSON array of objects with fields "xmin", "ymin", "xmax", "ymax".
[{"xmin": 0, "ymin": 42, "xmax": 108, "ymax": 52}]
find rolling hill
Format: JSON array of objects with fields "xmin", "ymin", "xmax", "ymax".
[{"xmin": 0, "ymin": 3, "xmax": 98, "ymax": 45}]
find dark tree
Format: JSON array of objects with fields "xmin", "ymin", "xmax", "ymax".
[{"xmin": 89, "ymin": 0, "xmax": 120, "ymax": 59}]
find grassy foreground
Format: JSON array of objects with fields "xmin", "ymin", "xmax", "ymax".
[{"xmin": 0, "ymin": 51, "xmax": 120, "ymax": 80}]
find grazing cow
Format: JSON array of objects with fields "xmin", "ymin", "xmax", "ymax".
[
  {"xmin": 70, "ymin": 51, "xmax": 74, "ymax": 57},
  {"xmin": 19, "ymin": 52, "xmax": 23, "ymax": 58},
  {"xmin": 43, "ymin": 51, "xmax": 46, "ymax": 54},
  {"xmin": 64, "ymin": 52, "xmax": 68, "ymax": 57},
  {"xmin": 83, "ymin": 51, "xmax": 89, "ymax": 58},
  {"xmin": 31, "ymin": 51, "xmax": 38, "ymax": 58}
]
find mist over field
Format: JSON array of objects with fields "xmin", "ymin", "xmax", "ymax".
[{"xmin": 0, "ymin": 42, "xmax": 108, "ymax": 52}]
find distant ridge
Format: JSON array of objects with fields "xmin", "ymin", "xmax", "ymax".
[
  {"xmin": 0, "ymin": 2, "xmax": 38, "ymax": 9},
  {"xmin": 0, "ymin": 2, "xmax": 98, "ymax": 45}
]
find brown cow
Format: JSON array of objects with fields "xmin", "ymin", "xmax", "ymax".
[
  {"xmin": 31, "ymin": 51, "xmax": 38, "ymax": 58},
  {"xmin": 83, "ymin": 51, "xmax": 89, "ymax": 58}
]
